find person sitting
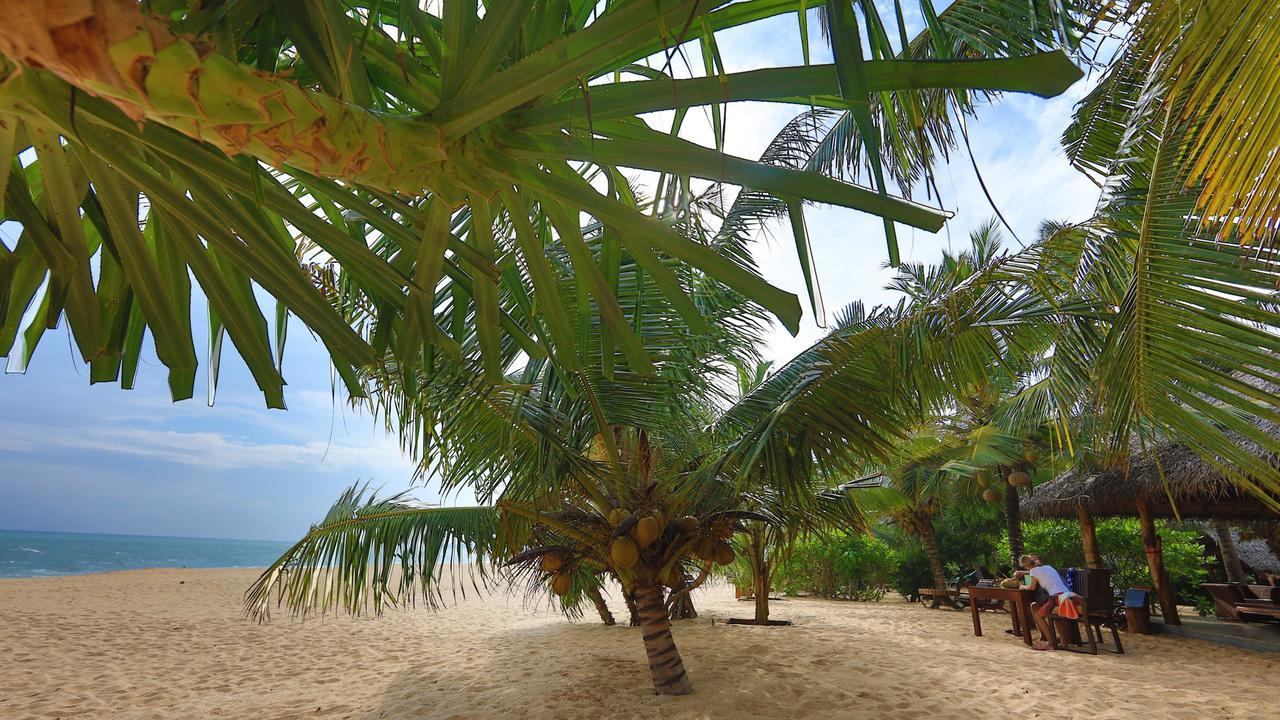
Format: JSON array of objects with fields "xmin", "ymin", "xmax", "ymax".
[{"xmin": 1016, "ymin": 554, "xmax": 1084, "ymax": 651}]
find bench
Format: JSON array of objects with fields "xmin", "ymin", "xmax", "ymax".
[
  {"xmin": 917, "ymin": 588, "xmax": 960, "ymax": 608},
  {"xmin": 1238, "ymin": 603, "xmax": 1280, "ymax": 620}
]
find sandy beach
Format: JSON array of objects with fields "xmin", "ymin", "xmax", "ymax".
[{"xmin": 1, "ymin": 568, "xmax": 1275, "ymax": 719}]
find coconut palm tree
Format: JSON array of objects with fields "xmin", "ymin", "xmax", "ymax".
[
  {"xmin": 0, "ymin": 0, "xmax": 1082, "ymax": 405},
  {"xmin": 794, "ymin": 0, "xmax": 1280, "ymax": 503},
  {"xmin": 248, "ymin": 116, "xmax": 1094, "ymax": 693}
]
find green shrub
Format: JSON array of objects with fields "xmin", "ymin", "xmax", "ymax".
[
  {"xmin": 999, "ymin": 518, "xmax": 1208, "ymax": 603},
  {"xmin": 773, "ymin": 532, "xmax": 899, "ymax": 601}
]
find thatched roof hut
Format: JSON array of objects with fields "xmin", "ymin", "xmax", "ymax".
[
  {"xmin": 1020, "ymin": 439, "xmax": 1280, "ymax": 521},
  {"xmin": 1023, "ymin": 365, "xmax": 1280, "ymax": 522}
]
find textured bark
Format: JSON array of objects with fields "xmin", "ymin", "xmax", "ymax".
[
  {"xmin": 587, "ymin": 586, "xmax": 616, "ymax": 625},
  {"xmin": 747, "ymin": 529, "xmax": 770, "ymax": 624},
  {"xmin": 1077, "ymin": 506, "xmax": 1102, "ymax": 569},
  {"xmin": 1212, "ymin": 520, "xmax": 1247, "ymax": 585},
  {"xmin": 669, "ymin": 588, "xmax": 698, "ymax": 620},
  {"xmin": 1002, "ymin": 470, "xmax": 1024, "ymax": 572},
  {"xmin": 753, "ymin": 569, "xmax": 770, "ymax": 625},
  {"xmin": 0, "ymin": 0, "xmax": 446, "ymax": 194},
  {"xmin": 917, "ymin": 512, "xmax": 948, "ymax": 593},
  {"xmin": 635, "ymin": 585, "xmax": 693, "ymax": 695},
  {"xmin": 1137, "ymin": 498, "xmax": 1180, "ymax": 625},
  {"xmin": 625, "ymin": 590, "xmax": 641, "ymax": 627}
]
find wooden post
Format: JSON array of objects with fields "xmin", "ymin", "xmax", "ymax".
[
  {"xmin": 1077, "ymin": 505, "xmax": 1102, "ymax": 569},
  {"xmin": 1002, "ymin": 467, "xmax": 1024, "ymax": 572},
  {"xmin": 1136, "ymin": 497, "xmax": 1180, "ymax": 625}
]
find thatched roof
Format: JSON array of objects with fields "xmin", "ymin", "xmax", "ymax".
[
  {"xmin": 1021, "ymin": 369, "xmax": 1280, "ymax": 521},
  {"xmin": 1021, "ymin": 443, "xmax": 1279, "ymax": 520},
  {"xmin": 1237, "ymin": 534, "xmax": 1280, "ymax": 574}
]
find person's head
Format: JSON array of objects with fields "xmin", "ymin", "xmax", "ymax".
[{"xmin": 1018, "ymin": 554, "xmax": 1039, "ymax": 570}]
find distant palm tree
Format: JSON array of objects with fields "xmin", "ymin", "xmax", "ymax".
[{"xmin": 792, "ymin": 0, "xmax": 1280, "ymax": 504}]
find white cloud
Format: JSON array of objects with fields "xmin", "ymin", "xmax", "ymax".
[{"xmin": 0, "ymin": 419, "xmax": 418, "ymax": 476}]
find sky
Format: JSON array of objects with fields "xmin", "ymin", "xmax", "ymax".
[{"xmin": 0, "ymin": 8, "xmax": 1101, "ymax": 542}]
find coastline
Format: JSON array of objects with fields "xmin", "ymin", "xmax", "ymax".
[{"xmin": 3, "ymin": 568, "xmax": 1274, "ymax": 719}]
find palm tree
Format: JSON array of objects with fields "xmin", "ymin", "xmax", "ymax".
[
  {"xmin": 790, "ymin": 0, "xmax": 1280, "ymax": 503},
  {"xmin": 0, "ymin": 0, "xmax": 1082, "ymax": 405},
  {"xmin": 244, "ymin": 96, "xmax": 1100, "ymax": 690}
]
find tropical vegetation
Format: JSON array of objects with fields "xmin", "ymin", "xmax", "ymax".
[{"xmin": 2, "ymin": 0, "xmax": 1278, "ymax": 701}]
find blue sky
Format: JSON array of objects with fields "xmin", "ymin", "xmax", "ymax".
[{"xmin": 0, "ymin": 9, "xmax": 1099, "ymax": 542}]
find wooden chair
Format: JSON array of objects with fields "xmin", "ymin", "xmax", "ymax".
[{"xmin": 1048, "ymin": 568, "xmax": 1124, "ymax": 655}]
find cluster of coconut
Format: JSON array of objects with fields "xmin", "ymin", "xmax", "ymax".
[
  {"xmin": 981, "ymin": 468, "xmax": 1033, "ymax": 504},
  {"xmin": 608, "ymin": 509, "xmax": 735, "ymax": 576},
  {"xmin": 540, "ymin": 551, "xmax": 574, "ymax": 596}
]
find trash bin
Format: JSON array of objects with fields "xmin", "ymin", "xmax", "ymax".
[{"xmin": 1124, "ymin": 588, "xmax": 1151, "ymax": 634}]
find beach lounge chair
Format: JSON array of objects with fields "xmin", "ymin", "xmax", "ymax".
[
  {"xmin": 1202, "ymin": 583, "xmax": 1280, "ymax": 622},
  {"xmin": 1047, "ymin": 568, "xmax": 1124, "ymax": 655}
]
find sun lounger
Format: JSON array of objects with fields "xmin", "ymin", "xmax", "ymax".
[{"xmin": 1202, "ymin": 583, "xmax": 1280, "ymax": 622}]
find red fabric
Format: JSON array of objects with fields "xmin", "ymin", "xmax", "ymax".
[{"xmin": 1056, "ymin": 595, "xmax": 1081, "ymax": 619}]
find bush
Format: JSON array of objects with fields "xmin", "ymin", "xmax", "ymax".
[
  {"xmin": 773, "ymin": 532, "xmax": 899, "ymax": 601},
  {"xmin": 999, "ymin": 518, "xmax": 1208, "ymax": 603}
]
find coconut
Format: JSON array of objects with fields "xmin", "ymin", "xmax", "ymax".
[
  {"xmin": 608, "ymin": 508, "xmax": 629, "ymax": 526},
  {"xmin": 1007, "ymin": 470, "xmax": 1031, "ymax": 488},
  {"xmin": 1023, "ymin": 449, "xmax": 1039, "ymax": 463},
  {"xmin": 712, "ymin": 542, "xmax": 736, "ymax": 566},
  {"xmin": 652, "ymin": 510, "xmax": 667, "ymax": 531},
  {"xmin": 585, "ymin": 433, "xmax": 609, "ymax": 462},
  {"xmin": 694, "ymin": 535, "xmax": 716, "ymax": 560},
  {"xmin": 982, "ymin": 488, "xmax": 1003, "ymax": 504},
  {"xmin": 540, "ymin": 552, "xmax": 564, "ymax": 573},
  {"xmin": 610, "ymin": 537, "xmax": 639, "ymax": 568},
  {"xmin": 675, "ymin": 515, "xmax": 699, "ymax": 534},
  {"xmin": 634, "ymin": 516, "xmax": 661, "ymax": 548},
  {"xmin": 551, "ymin": 572, "xmax": 573, "ymax": 596}
]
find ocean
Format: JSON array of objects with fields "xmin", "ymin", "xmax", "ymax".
[{"xmin": 0, "ymin": 529, "xmax": 293, "ymax": 578}]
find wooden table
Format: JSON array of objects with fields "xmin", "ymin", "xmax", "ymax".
[{"xmin": 967, "ymin": 586, "xmax": 1036, "ymax": 645}]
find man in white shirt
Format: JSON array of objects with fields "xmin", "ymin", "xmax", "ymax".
[{"xmin": 1017, "ymin": 554, "xmax": 1084, "ymax": 650}]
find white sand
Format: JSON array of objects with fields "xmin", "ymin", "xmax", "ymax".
[{"xmin": 1, "ymin": 568, "xmax": 1276, "ymax": 719}]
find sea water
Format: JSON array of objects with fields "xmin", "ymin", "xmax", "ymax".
[{"xmin": 0, "ymin": 529, "xmax": 292, "ymax": 578}]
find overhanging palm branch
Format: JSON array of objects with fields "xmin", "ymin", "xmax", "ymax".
[
  {"xmin": 802, "ymin": 0, "xmax": 1089, "ymax": 201},
  {"xmin": 246, "ymin": 485, "xmax": 505, "ymax": 619},
  {"xmin": 1049, "ymin": 0, "xmax": 1280, "ymax": 502},
  {"xmin": 0, "ymin": 0, "xmax": 1082, "ymax": 405}
]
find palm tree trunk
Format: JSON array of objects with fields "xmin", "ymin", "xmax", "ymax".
[
  {"xmin": 753, "ymin": 563, "xmax": 771, "ymax": 624},
  {"xmin": 634, "ymin": 584, "xmax": 693, "ymax": 695},
  {"xmin": 1211, "ymin": 519, "xmax": 1246, "ymax": 584},
  {"xmin": 587, "ymin": 586, "xmax": 616, "ymax": 625},
  {"xmin": 749, "ymin": 529, "xmax": 770, "ymax": 624},
  {"xmin": 917, "ymin": 512, "xmax": 949, "ymax": 607},
  {"xmin": 668, "ymin": 581, "xmax": 698, "ymax": 620},
  {"xmin": 625, "ymin": 590, "xmax": 641, "ymax": 627},
  {"xmin": 1002, "ymin": 470, "xmax": 1024, "ymax": 572}
]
